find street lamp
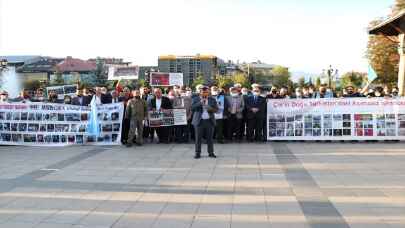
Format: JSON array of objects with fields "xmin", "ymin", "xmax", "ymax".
[{"xmin": 324, "ymin": 65, "xmax": 338, "ymax": 89}]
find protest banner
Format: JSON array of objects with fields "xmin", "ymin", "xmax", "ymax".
[
  {"xmin": 108, "ymin": 66, "xmax": 139, "ymax": 80},
  {"xmin": 150, "ymin": 72, "xmax": 184, "ymax": 86},
  {"xmin": 267, "ymin": 98, "xmax": 405, "ymax": 141},
  {"xmin": 0, "ymin": 102, "xmax": 124, "ymax": 146},
  {"xmin": 148, "ymin": 109, "xmax": 187, "ymax": 127},
  {"xmin": 46, "ymin": 85, "xmax": 77, "ymax": 100}
]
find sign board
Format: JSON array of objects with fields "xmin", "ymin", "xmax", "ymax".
[
  {"xmin": 267, "ymin": 98, "xmax": 405, "ymax": 141},
  {"xmin": 150, "ymin": 72, "xmax": 183, "ymax": 87},
  {"xmin": 108, "ymin": 66, "xmax": 139, "ymax": 80}
]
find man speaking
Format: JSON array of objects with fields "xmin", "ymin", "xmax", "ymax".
[{"xmin": 191, "ymin": 85, "xmax": 218, "ymax": 159}]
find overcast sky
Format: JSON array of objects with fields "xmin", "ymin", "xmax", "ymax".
[{"xmin": 0, "ymin": 0, "xmax": 394, "ymax": 74}]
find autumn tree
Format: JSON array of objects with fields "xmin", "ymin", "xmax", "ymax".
[
  {"xmin": 367, "ymin": 0, "xmax": 405, "ymax": 85},
  {"xmin": 271, "ymin": 66, "xmax": 291, "ymax": 88}
]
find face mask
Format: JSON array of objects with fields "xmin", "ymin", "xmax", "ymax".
[
  {"xmin": 253, "ymin": 92, "xmax": 260, "ymax": 96},
  {"xmin": 242, "ymin": 92, "xmax": 248, "ymax": 96},
  {"xmin": 168, "ymin": 96, "xmax": 175, "ymax": 100},
  {"xmin": 211, "ymin": 91, "xmax": 218, "ymax": 96},
  {"xmin": 231, "ymin": 93, "xmax": 238, "ymax": 97},
  {"xmin": 186, "ymin": 91, "xmax": 192, "ymax": 97}
]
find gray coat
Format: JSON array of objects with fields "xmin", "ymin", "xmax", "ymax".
[{"xmin": 191, "ymin": 96, "xmax": 218, "ymax": 127}]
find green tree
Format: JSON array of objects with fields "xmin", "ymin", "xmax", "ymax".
[
  {"xmin": 192, "ymin": 73, "xmax": 206, "ymax": 89},
  {"xmin": 298, "ymin": 77, "xmax": 305, "ymax": 87},
  {"xmin": 271, "ymin": 66, "xmax": 291, "ymax": 88},
  {"xmin": 232, "ymin": 73, "xmax": 251, "ymax": 88},
  {"xmin": 315, "ymin": 77, "xmax": 321, "ymax": 88},
  {"xmin": 54, "ymin": 70, "xmax": 64, "ymax": 85},
  {"xmin": 95, "ymin": 57, "xmax": 107, "ymax": 86},
  {"xmin": 215, "ymin": 75, "xmax": 233, "ymax": 89},
  {"xmin": 340, "ymin": 71, "xmax": 367, "ymax": 88}
]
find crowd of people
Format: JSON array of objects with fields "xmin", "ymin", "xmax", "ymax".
[{"xmin": 0, "ymin": 83, "xmax": 402, "ymax": 157}]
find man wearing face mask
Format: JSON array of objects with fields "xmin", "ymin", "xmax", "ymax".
[
  {"xmin": 126, "ymin": 90, "xmax": 147, "ymax": 147},
  {"xmin": 226, "ymin": 87, "xmax": 245, "ymax": 142},
  {"xmin": 246, "ymin": 87, "xmax": 267, "ymax": 142},
  {"xmin": 211, "ymin": 86, "xmax": 227, "ymax": 144},
  {"xmin": 0, "ymin": 91, "xmax": 9, "ymax": 103},
  {"xmin": 192, "ymin": 85, "xmax": 218, "ymax": 159}
]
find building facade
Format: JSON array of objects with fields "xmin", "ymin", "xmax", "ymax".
[{"xmin": 158, "ymin": 54, "xmax": 224, "ymax": 86}]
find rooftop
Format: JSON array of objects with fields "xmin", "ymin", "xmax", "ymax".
[
  {"xmin": 369, "ymin": 10, "xmax": 405, "ymax": 36},
  {"xmin": 56, "ymin": 56, "xmax": 97, "ymax": 73}
]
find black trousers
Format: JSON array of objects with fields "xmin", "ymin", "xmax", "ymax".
[
  {"xmin": 121, "ymin": 118, "xmax": 130, "ymax": 144},
  {"xmin": 227, "ymin": 114, "xmax": 242, "ymax": 140},
  {"xmin": 194, "ymin": 120, "xmax": 215, "ymax": 155},
  {"xmin": 175, "ymin": 125, "xmax": 189, "ymax": 143},
  {"xmin": 247, "ymin": 117, "xmax": 264, "ymax": 141},
  {"xmin": 155, "ymin": 127, "xmax": 169, "ymax": 143},
  {"xmin": 214, "ymin": 119, "xmax": 225, "ymax": 142}
]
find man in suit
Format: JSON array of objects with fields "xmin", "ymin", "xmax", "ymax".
[
  {"xmin": 71, "ymin": 88, "xmax": 91, "ymax": 106},
  {"xmin": 246, "ymin": 87, "xmax": 267, "ymax": 142},
  {"xmin": 148, "ymin": 88, "xmax": 173, "ymax": 143},
  {"xmin": 191, "ymin": 86, "xmax": 218, "ymax": 159}
]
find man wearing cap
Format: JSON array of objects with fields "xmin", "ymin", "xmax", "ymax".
[{"xmin": 191, "ymin": 86, "xmax": 218, "ymax": 159}]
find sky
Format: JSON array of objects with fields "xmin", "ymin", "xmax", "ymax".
[{"xmin": 0, "ymin": 0, "xmax": 395, "ymax": 75}]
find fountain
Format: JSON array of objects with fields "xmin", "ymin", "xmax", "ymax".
[{"xmin": 0, "ymin": 66, "xmax": 21, "ymax": 98}]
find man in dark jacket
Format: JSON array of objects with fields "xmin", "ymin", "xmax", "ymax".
[
  {"xmin": 148, "ymin": 88, "xmax": 173, "ymax": 143},
  {"xmin": 246, "ymin": 87, "xmax": 267, "ymax": 142},
  {"xmin": 71, "ymin": 88, "xmax": 91, "ymax": 106},
  {"xmin": 191, "ymin": 86, "xmax": 218, "ymax": 159}
]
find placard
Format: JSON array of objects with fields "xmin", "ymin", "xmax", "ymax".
[
  {"xmin": 0, "ymin": 102, "xmax": 124, "ymax": 146},
  {"xmin": 267, "ymin": 98, "xmax": 405, "ymax": 141},
  {"xmin": 148, "ymin": 109, "xmax": 187, "ymax": 127},
  {"xmin": 46, "ymin": 85, "xmax": 77, "ymax": 100},
  {"xmin": 150, "ymin": 72, "xmax": 183, "ymax": 86},
  {"xmin": 108, "ymin": 66, "xmax": 139, "ymax": 80}
]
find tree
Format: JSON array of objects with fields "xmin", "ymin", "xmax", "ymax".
[
  {"xmin": 215, "ymin": 75, "xmax": 233, "ymax": 89},
  {"xmin": 232, "ymin": 73, "xmax": 250, "ymax": 88},
  {"xmin": 271, "ymin": 66, "xmax": 291, "ymax": 88},
  {"xmin": 340, "ymin": 71, "xmax": 367, "ymax": 88},
  {"xmin": 298, "ymin": 77, "xmax": 305, "ymax": 87},
  {"xmin": 54, "ymin": 70, "xmax": 64, "ymax": 85},
  {"xmin": 95, "ymin": 57, "xmax": 107, "ymax": 86},
  {"xmin": 315, "ymin": 77, "xmax": 321, "ymax": 88},
  {"xmin": 392, "ymin": 0, "xmax": 405, "ymax": 15},
  {"xmin": 367, "ymin": 0, "xmax": 405, "ymax": 85},
  {"xmin": 192, "ymin": 73, "xmax": 206, "ymax": 89}
]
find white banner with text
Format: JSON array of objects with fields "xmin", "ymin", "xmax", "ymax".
[
  {"xmin": 267, "ymin": 98, "xmax": 405, "ymax": 141},
  {"xmin": 0, "ymin": 102, "xmax": 124, "ymax": 146}
]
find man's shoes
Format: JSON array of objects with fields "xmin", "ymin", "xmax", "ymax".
[
  {"xmin": 209, "ymin": 154, "xmax": 217, "ymax": 158},
  {"xmin": 194, "ymin": 155, "xmax": 201, "ymax": 159},
  {"xmin": 136, "ymin": 143, "xmax": 143, "ymax": 146}
]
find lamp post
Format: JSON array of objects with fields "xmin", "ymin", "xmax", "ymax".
[{"xmin": 324, "ymin": 65, "xmax": 338, "ymax": 89}]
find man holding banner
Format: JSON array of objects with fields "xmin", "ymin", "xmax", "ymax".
[{"xmin": 148, "ymin": 88, "xmax": 173, "ymax": 143}]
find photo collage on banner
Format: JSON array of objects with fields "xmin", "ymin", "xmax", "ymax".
[
  {"xmin": 0, "ymin": 102, "xmax": 124, "ymax": 146},
  {"xmin": 267, "ymin": 98, "xmax": 405, "ymax": 141},
  {"xmin": 148, "ymin": 109, "xmax": 187, "ymax": 128}
]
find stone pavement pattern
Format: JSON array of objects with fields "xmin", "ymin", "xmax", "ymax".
[{"xmin": 0, "ymin": 142, "xmax": 404, "ymax": 228}]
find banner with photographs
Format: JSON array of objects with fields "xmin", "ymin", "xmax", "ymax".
[
  {"xmin": 0, "ymin": 102, "xmax": 124, "ymax": 146},
  {"xmin": 46, "ymin": 85, "xmax": 78, "ymax": 100},
  {"xmin": 150, "ymin": 72, "xmax": 184, "ymax": 87},
  {"xmin": 108, "ymin": 66, "xmax": 139, "ymax": 80},
  {"xmin": 148, "ymin": 109, "xmax": 187, "ymax": 127},
  {"xmin": 267, "ymin": 98, "xmax": 405, "ymax": 141}
]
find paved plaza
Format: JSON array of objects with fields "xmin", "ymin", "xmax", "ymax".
[{"xmin": 0, "ymin": 142, "xmax": 404, "ymax": 228}]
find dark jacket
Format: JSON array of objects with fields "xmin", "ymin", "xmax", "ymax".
[
  {"xmin": 245, "ymin": 95, "xmax": 267, "ymax": 119},
  {"xmin": 191, "ymin": 96, "xmax": 218, "ymax": 126},
  {"xmin": 148, "ymin": 96, "xmax": 173, "ymax": 110},
  {"xmin": 71, "ymin": 95, "xmax": 91, "ymax": 106},
  {"xmin": 101, "ymin": 93, "xmax": 113, "ymax": 104}
]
